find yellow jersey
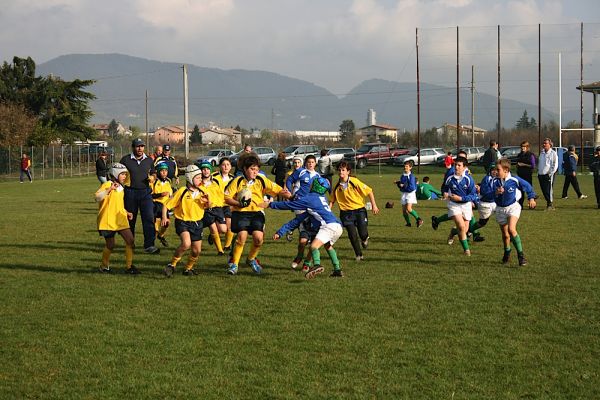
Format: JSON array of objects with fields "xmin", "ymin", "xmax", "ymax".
[
  {"xmin": 166, "ymin": 186, "xmax": 208, "ymax": 221},
  {"xmin": 332, "ymin": 176, "xmax": 373, "ymax": 211},
  {"xmin": 224, "ymin": 174, "xmax": 282, "ymax": 212},
  {"xmin": 212, "ymin": 171, "xmax": 234, "ymax": 187},
  {"xmin": 152, "ymin": 178, "xmax": 173, "ymax": 205},
  {"xmin": 201, "ymin": 178, "xmax": 225, "ymax": 208},
  {"xmin": 96, "ymin": 182, "xmax": 130, "ymax": 231}
]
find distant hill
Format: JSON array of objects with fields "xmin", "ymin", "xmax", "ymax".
[{"xmin": 37, "ymin": 53, "xmax": 558, "ymax": 131}]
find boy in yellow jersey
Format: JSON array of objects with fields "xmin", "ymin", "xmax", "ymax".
[
  {"xmin": 162, "ymin": 165, "xmax": 210, "ymax": 277},
  {"xmin": 329, "ymin": 161, "xmax": 380, "ymax": 261},
  {"xmin": 224, "ymin": 154, "xmax": 290, "ymax": 275},
  {"xmin": 94, "ymin": 163, "xmax": 138, "ymax": 274},
  {"xmin": 152, "ymin": 162, "xmax": 173, "ymax": 247},
  {"xmin": 196, "ymin": 161, "xmax": 227, "ymax": 255},
  {"xmin": 212, "ymin": 157, "xmax": 235, "ymax": 250}
]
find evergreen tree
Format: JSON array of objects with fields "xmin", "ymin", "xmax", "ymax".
[
  {"xmin": 108, "ymin": 119, "xmax": 120, "ymax": 139},
  {"xmin": 516, "ymin": 110, "xmax": 530, "ymax": 130},
  {"xmin": 190, "ymin": 124, "xmax": 202, "ymax": 144},
  {"xmin": 339, "ymin": 119, "xmax": 355, "ymax": 142}
]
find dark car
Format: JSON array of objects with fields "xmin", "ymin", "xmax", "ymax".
[{"xmin": 499, "ymin": 146, "xmax": 521, "ymax": 164}]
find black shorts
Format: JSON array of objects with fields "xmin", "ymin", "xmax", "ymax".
[
  {"xmin": 202, "ymin": 207, "xmax": 226, "ymax": 226},
  {"xmin": 231, "ymin": 211, "xmax": 265, "ymax": 233},
  {"xmin": 98, "ymin": 230, "xmax": 117, "ymax": 239},
  {"xmin": 340, "ymin": 208, "xmax": 368, "ymax": 228},
  {"xmin": 223, "ymin": 206, "xmax": 232, "ymax": 218},
  {"xmin": 153, "ymin": 202, "xmax": 165, "ymax": 219},
  {"xmin": 299, "ymin": 220, "xmax": 317, "ymax": 241},
  {"xmin": 175, "ymin": 219, "xmax": 204, "ymax": 242}
]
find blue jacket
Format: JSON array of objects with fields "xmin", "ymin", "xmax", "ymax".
[
  {"xmin": 492, "ymin": 173, "xmax": 537, "ymax": 207},
  {"xmin": 286, "ymin": 167, "xmax": 320, "ymax": 199},
  {"xmin": 269, "ymin": 193, "xmax": 341, "ymax": 225},
  {"xmin": 563, "ymin": 152, "xmax": 578, "ymax": 174},
  {"xmin": 478, "ymin": 174, "xmax": 496, "ymax": 203},
  {"xmin": 443, "ymin": 173, "xmax": 478, "ymax": 203},
  {"xmin": 441, "ymin": 166, "xmax": 470, "ymax": 193},
  {"xmin": 275, "ymin": 212, "xmax": 320, "ymax": 238},
  {"xmin": 398, "ymin": 173, "xmax": 417, "ymax": 193}
]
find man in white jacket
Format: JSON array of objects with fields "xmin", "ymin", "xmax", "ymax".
[{"xmin": 537, "ymin": 138, "xmax": 558, "ymax": 210}]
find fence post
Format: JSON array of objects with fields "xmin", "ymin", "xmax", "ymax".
[
  {"xmin": 70, "ymin": 145, "xmax": 73, "ymax": 177},
  {"xmin": 42, "ymin": 146, "xmax": 45, "ymax": 180},
  {"xmin": 61, "ymin": 146, "xmax": 64, "ymax": 178},
  {"xmin": 31, "ymin": 145, "xmax": 34, "ymax": 181},
  {"xmin": 78, "ymin": 146, "xmax": 81, "ymax": 177},
  {"xmin": 8, "ymin": 146, "xmax": 11, "ymax": 176}
]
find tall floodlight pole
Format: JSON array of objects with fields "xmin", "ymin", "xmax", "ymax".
[
  {"xmin": 183, "ymin": 64, "xmax": 189, "ymax": 159},
  {"xmin": 456, "ymin": 26, "xmax": 460, "ymax": 152},
  {"xmin": 145, "ymin": 90, "xmax": 149, "ymax": 147},
  {"xmin": 580, "ymin": 22, "xmax": 584, "ymax": 171},
  {"xmin": 471, "ymin": 65, "xmax": 475, "ymax": 146},
  {"xmin": 497, "ymin": 25, "xmax": 501, "ymax": 144},
  {"xmin": 538, "ymin": 24, "xmax": 542, "ymax": 152},
  {"xmin": 416, "ymin": 27, "xmax": 421, "ymax": 174},
  {"xmin": 558, "ymin": 53, "xmax": 562, "ymax": 148}
]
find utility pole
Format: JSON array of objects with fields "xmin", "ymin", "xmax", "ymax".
[
  {"xmin": 416, "ymin": 27, "xmax": 421, "ymax": 174},
  {"xmin": 145, "ymin": 90, "xmax": 149, "ymax": 147},
  {"xmin": 456, "ymin": 26, "xmax": 460, "ymax": 152},
  {"xmin": 471, "ymin": 65, "xmax": 475, "ymax": 147},
  {"xmin": 183, "ymin": 64, "xmax": 189, "ymax": 159}
]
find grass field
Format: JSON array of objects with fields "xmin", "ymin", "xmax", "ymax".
[{"xmin": 1, "ymin": 166, "xmax": 599, "ymax": 399}]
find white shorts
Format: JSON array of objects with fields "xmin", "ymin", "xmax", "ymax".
[
  {"xmin": 495, "ymin": 202, "xmax": 521, "ymax": 225},
  {"xmin": 315, "ymin": 222, "xmax": 343, "ymax": 245},
  {"xmin": 478, "ymin": 201, "xmax": 497, "ymax": 220},
  {"xmin": 447, "ymin": 201, "xmax": 473, "ymax": 221},
  {"xmin": 401, "ymin": 191, "xmax": 417, "ymax": 205}
]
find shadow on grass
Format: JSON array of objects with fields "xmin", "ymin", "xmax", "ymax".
[
  {"xmin": 0, "ymin": 262, "xmax": 100, "ymax": 275},
  {"xmin": 0, "ymin": 241, "xmax": 104, "ymax": 252}
]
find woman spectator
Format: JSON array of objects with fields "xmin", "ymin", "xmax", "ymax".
[
  {"xmin": 516, "ymin": 141, "xmax": 535, "ymax": 206},
  {"xmin": 95, "ymin": 151, "xmax": 110, "ymax": 184},
  {"xmin": 271, "ymin": 152, "xmax": 289, "ymax": 200}
]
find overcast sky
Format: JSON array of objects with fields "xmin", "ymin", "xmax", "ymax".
[{"xmin": 2, "ymin": 0, "xmax": 599, "ymax": 102}]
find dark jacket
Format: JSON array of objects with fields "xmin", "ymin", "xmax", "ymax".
[
  {"xmin": 271, "ymin": 159, "xmax": 288, "ymax": 185},
  {"xmin": 481, "ymin": 147, "xmax": 498, "ymax": 172},
  {"xmin": 95, "ymin": 157, "xmax": 109, "ymax": 178},
  {"xmin": 589, "ymin": 156, "xmax": 600, "ymax": 177},
  {"xmin": 562, "ymin": 152, "xmax": 578, "ymax": 174},
  {"xmin": 516, "ymin": 151, "xmax": 535, "ymax": 182}
]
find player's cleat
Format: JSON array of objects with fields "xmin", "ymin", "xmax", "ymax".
[
  {"xmin": 579, "ymin": 194, "xmax": 588, "ymax": 199},
  {"xmin": 545, "ymin": 205, "xmax": 556, "ymax": 211},
  {"xmin": 98, "ymin": 266, "xmax": 112, "ymax": 273},
  {"xmin": 405, "ymin": 223, "xmax": 412, "ymax": 227},
  {"xmin": 305, "ymin": 265, "xmax": 324, "ymax": 279},
  {"xmin": 431, "ymin": 216, "xmax": 439, "ymax": 230},
  {"xmin": 163, "ymin": 264, "xmax": 175, "ymax": 277},
  {"xmin": 502, "ymin": 251, "xmax": 511, "ymax": 264},
  {"xmin": 285, "ymin": 231, "xmax": 294, "ymax": 242},
  {"xmin": 301, "ymin": 263, "xmax": 310, "ymax": 273},
  {"xmin": 330, "ymin": 269, "xmax": 344, "ymax": 278},
  {"xmin": 464, "ymin": 249, "xmax": 471, "ymax": 256},
  {"xmin": 144, "ymin": 246, "xmax": 160, "ymax": 254},
  {"xmin": 447, "ymin": 231, "xmax": 455, "ymax": 245},
  {"xmin": 126, "ymin": 265, "xmax": 141, "ymax": 275},
  {"xmin": 416, "ymin": 218, "xmax": 424, "ymax": 228},
  {"xmin": 518, "ymin": 254, "xmax": 527, "ymax": 266},
  {"xmin": 227, "ymin": 263, "xmax": 238, "ymax": 275},
  {"xmin": 208, "ymin": 234, "xmax": 214, "ymax": 245},
  {"xmin": 561, "ymin": 196, "xmax": 568, "ymax": 199},
  {"xmin": 361, "ymin": 236, "xmax": 369, "ymax": 249},
  {"xmin": 157, "ymin": 235, "xmax": 168, "ymax": 247},
  {"xmin": 223, "ymin": 246, "xmax": 231, "ymax": 252},
  {"xmin": 217, "ymin": 251, "xmax": 225, "ymax": 256},
  {"xmin": 473, "ymin": 233, "xmax": 485, "ymax": 242},
  {"xmin": 246, "ymin": 258, "xmax": 262, "ymax": 274},
  {"xmin": 291, "ymin": 257, "xmax": 303, "ymax": 269},
  {"xmin": 355, "ymin": 255, "xmax": 364, "ymax": 261},
  {"xmin": 182, "ymin": 268, "xmax": 198, "ymax": 276}
]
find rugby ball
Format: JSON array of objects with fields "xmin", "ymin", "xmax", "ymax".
[{"xmin": 238, "ymin": 188, "xmax": 252, "ymax": 208}]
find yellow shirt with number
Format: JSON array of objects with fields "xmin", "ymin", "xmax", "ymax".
[
  {"xmin": 152, "ymin": 178, "xmax": 173, "ymax": 205},
  {"xmin": 96, "ymin": 182, "xmax": 130, "ymax": 231},
  {"xmin": 166, "ymin": 186, "xmax": 208, "ymax": 221},
  {"xmin": 332, "ymin": 176, "xmax": 373, "ymax": 211},
  {"xmin": 224, "ymin": 174, "xmax": 282, "ymax": 212}
]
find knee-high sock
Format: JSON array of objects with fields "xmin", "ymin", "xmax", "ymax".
[
  {"xmin": 232, "ymin": 240, "xmax": 245, "ymax": 265},
  {"xmin": 158, "ymin": 225, "xmax": 168, "ymax": 237},
  {"xmin": 327, "ymin": 248, "xmax": 340, "ymax": 270},
  {"xmin": 211, "ymin": 233, "xmax": 224, "ymax": 253},
  {"xmin": 101, "ymin": 247, "xmax": 111, "ymax": 267},
  {"xmin": 170, "ymin": 255, "xmax": 182, "ymax": 267},
  {"xmin": 154, "ymin": 219, "xmax": 161, "ymax": 234},
  {"xmin": 185, "ymin": 255, "xmax": 199, "ymax": 270},
  {"xmin": 311, "ymin": 247, "xmax": 321, "ymax": 266},
  {"xmin": 125, "ymin": 245, "xmax": 133, "ymax": 268},
  {"xmin": 403, "ymin": 213, "xmax": 411, "ymax": 224},
  {"xmin": 510, "ymin": 234, "xmax": 523, "ymax": 253},
  {"xmin": 248, "ymin": 243, "xmax": 261, "ymax": 260},
  {"xmin": 460, "ymin": 239, "xmax": 470, "ymax": 251},
  {"xmin": 409, "ymin": 209, "xmax": 420, "ymax": 221},
  {"xmin": 436, "ymin": 213, "xmax": 450, "ymax": 223},
  {"xmin": 225, "ymin": 231, "xmax": 234, "ymax": 247}
]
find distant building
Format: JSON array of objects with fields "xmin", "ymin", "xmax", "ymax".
[
  {"xmin": 92, "ymin": 122, "xmax": 131, "ymax": 137},
  {"xmin": 294, "ymin": 131, "xmax": 341, "ymax": 142},
  {"xmin": 153, "ymin": 125, "xmax": 190, "ymax": 144},
  {"xmin": 437, "ymin": 123, "xmax": 487, "ymax": 138},
  {"xmin": 367, "ymin": 109, "xmax": 377, "ymax": 126},
  {"xmin": 357, "ymin": 124, "xmax": 398, "ymax": 142},
  {"xmin": 200, "ymin": 126, "xmax": 242, "ymax": 145}
]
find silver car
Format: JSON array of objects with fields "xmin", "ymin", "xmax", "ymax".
[
  {"xmin": 393, "ymin": 148, "xmax": 445, "ymax": 166},
  {"xmin": 196, "ymin": 149, "xmax": 234, "ymax": 166}
]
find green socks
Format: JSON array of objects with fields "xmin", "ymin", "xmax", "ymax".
[
  {"xmin": 311, "ymin": 247, "xmax": 321, "ymax": 266},
  {"xmin": 409, "ymin": 210, "xmax": 420, "ymax": 220},
  {"xmin": 510, "ymin": 234, "xmax": 523, "ymax": 253},
  {"xmin": 437, "ymin": 213, "xmax": 450, "ymax": 223},
  {"xmin": 403, "ymin": 213, "xmax": 411, "ymax": 224},
  {"xmin": 460, "ymin": 239, "xmax": 469, "ymax": 251},
  {"xmin": 327, "ymin": 248, "xmax": 340, "ymax": 270}
]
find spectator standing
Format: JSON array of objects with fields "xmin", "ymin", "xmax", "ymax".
[
  {"xmin": 561, "ymin": 145, "xmax": 587, "ymax": 200},
  {"xmin": 271, "ymin": 152, "xmax": 289, "ymax": 188},
  {"xmin": 317, "ymin": 149, "xmax": 333, "ymax": 183},
  {"xmin": 120, "ymin": 138, "xmax": 160, "ymax": 254},
  {"xmin": 481, "ymin": 140, "xmax": 499, "ymax": 174},
  {"xmin": 516, "ymin": 141, "xmax": 536, "ymax": 207},
  {"xmin": 95, "ymin": 151, "xmax": 110, "ymax": 184},
  {"xmin": 589, "ymin": 146, "xmax": 600, "ymax": 209},
  {"xmin": 20, "ymin": 153, "xmax": 32, "ymax": 183},
  {"xmin": 537, "ymin": 138, "xmax": 559, "ymax": 210},
  {"xmin": 150, "ymin": 145, "xmax": 163, "ymax": 161},
  {"xmin": 154, "ymin": 144, "xmax": 179, "ymax": 186},
  {"xmin": 443, "ymin": 152, "xmax": 454, "ymax": 169}
]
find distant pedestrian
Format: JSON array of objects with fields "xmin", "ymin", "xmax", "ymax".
[
  {"xmin": 20, "ymin": 153, "xmax": 32, "ymax": 183},
  {"xmin": 271, "ymin": 152, "xmax": 289, "ymax": 188},
  {"xmin": 444, "ymin": 152, "xmax": 453, "ymax": 169},
  {"xmin": 516, "ymin": 141, "xmax": 536, "ymax": 207},
  {"xmin": 561, "ymin": 145, "xmax": 587, "ymax": 200},
  {"xmin": 154, "ymin": 144, "xmax": 179, "ymax": 186},
  {"xmin": 150, "ymin": 145, "xmax": 163, "ymax": 161},
  {"xmin": 95, "ymin": 151, "xmax": 110, "ymax": 184},
  {"xmin": 317, "ymin": 149, "xmax": 333, "ymax": 183},
  {"xmin": 482, "ymin": 140, "xmax": 499, "ymax": 174},
  {"xmin": 589, "ymin": 146, "xmax": 600, "ymax": 209},
  {"xmin": 537, "ymin": 138, "xmax": 558, "ymax": 210}
]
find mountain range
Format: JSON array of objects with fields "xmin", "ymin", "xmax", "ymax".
[{"xmin": 38, "ymin": 53, "xmax": 561, "ymax": 132}]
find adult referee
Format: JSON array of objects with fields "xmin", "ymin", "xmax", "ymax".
[{"xmin": 120, "ymin": 138, "xmax": 160, "ymax": 254}]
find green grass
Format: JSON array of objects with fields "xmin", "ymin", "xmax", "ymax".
[{"xmin": 1, "ymin": 167, "xmax": 599, "ymax": 399}]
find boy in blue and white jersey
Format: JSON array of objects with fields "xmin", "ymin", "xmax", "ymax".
[
  {"xmin": 263, "ymin": 176, "xmax": 344, "ymax": 279},
  {"xmin": 395, "ymin": 161, "xmax": 423, "ymax": 227},
  {"xmin": 432, "ymin": 150, "xmax": 469, "ymax": 230},
  {"xmin": 442, "ymin": 156, "xmax": 478, "ymax": 256},
  {"xmin": 493, "ymin": 159, "xmax": 537, "ymax": 266}
]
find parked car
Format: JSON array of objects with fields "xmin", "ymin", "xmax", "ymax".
[
  {"xmin": 343, "ymin": 143, "xmax": 409, "ymax": 169},
  {"xmin": 282, "ymin": 144, "xmax": 320, "ymax": 165},
  {"xmin": 394, "ymin": 148, "xmax": 445, "ymax": 167},
  {"xmin": 229, "ymin": 146, "xmax": 277, "ymax": 167},
  {"xmin": 196, "ymin": 149, "xmax": 234, "ymax": 166},
  {"xmin": 499, "ymin": 146, "xmax": 521, "ymax": 164},
  {"xmin": 321, "ymin": 147, "xmax": 356, "ymax": 164},
  {"xmin": 437, "ymin": 147, "xmax": 484, "ymax": 165}
]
